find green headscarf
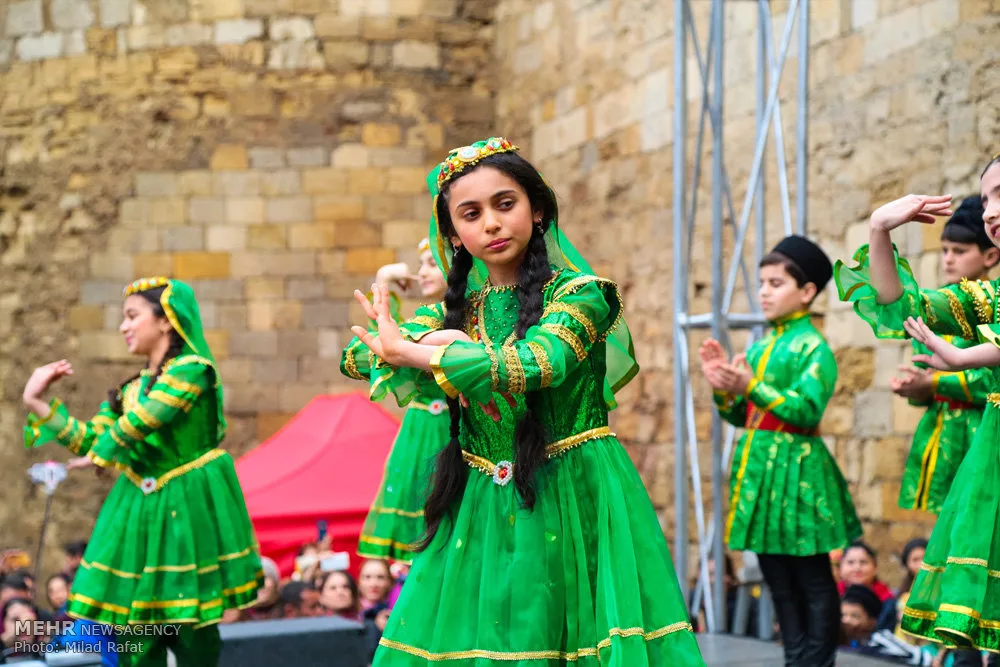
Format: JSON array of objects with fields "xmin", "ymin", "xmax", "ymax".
[
  {"xmin": 124, "ymin": 277, "xmax": 226, "ymax": 442},
  {"xmin": 425, "ymin": 138, "xmax": 639, "ymax": 402}
]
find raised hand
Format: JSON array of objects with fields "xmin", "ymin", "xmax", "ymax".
[
  {"xmin": 890, "ymin": 364, "xmax": 933, "ymax": 401},
  {"xmin": 712, "ymin": 353, "xmax": 754, "ymax": 394},
  {"xmin": 351, "ymin": 285, "xmax": 406, "ymax": 365},
  {"xmin": 699, "ymin": 339, "xmax": 727, "ymax": 375},
  {"xmin": 23, "ymin": 361, "xmax": 73, "ymax": 416},
  {"xmin": 905, "ymin": 317, "xmax": 964, "ymax": 370},
  {"xmin": 869, "ymin": 194, "xmax": 953, "ymax": 232}
]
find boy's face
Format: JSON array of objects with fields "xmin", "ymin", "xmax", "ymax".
[
  {"xmin": 941, "ymin": 240, "xmax": 995, "ymax": 284},
  {"xmin": 840, "ymin": 601, "xmax": 876, "ymax": 641},
  {"xmin": 758, "ymin": 263, "xmax": 816, "ymax": 322}
]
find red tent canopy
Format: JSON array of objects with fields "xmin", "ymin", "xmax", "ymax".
[{"xmin": 235, "ymin": 392, "xmax": 399, "ymax": 578}]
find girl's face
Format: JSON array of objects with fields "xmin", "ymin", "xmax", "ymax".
[
  {"xmin": 320, "ymin": 572, "xmax": 356, "ymax": 612},
  {"xmin": 416, "ymin": 249, "xmax": 447, "ymax": 300},
  {"xmin": 839, "ymin": 547, "xmax": 877, "ymax": 587},
  {"xmin": 446, "ymin": 167, "xmax": 537, "ymax": 280},
  {"xmin": 358, "ymin": 560, "xmax": 392, "ymax": 603},
  {"xmin": 982, "ymin": 162, "xmax": 1000, "ymax": 247},
  {"xmin": 120, "ymin": 295, "xmax": 171, "ymax": 357},
  {"xmin": 1, "ymin": 602, "xmax": 36, "ymax": 645},
  {"xmin": 47, "ymin": 577, "xmax": 69, "ymax": 610},
  {"xmin": 906, "ymin": 547, "xmax": 926, "ymax": 576}
]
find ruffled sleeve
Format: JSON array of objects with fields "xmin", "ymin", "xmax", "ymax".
[
  {"xmin": 24, "ymin": 399, "xmax": 119, "ymax": 455},
  {"xmin": 429, "ymin": 277, "xmax": 621, "ymax": 405},
  {"xmin": 340, "ymin": 300, "xmax": 445, "ymax": 382},
  {"xmin": 834, "ymin": 243, "xmax": 982, "ymax": 340},
  {"xmin": 361, "ymin": 302, "xmax": 447, "ymax": 406}
]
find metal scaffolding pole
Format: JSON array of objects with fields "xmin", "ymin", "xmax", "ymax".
[{"xmin": 672, "ymin": 0, "xmax": 811, "ymax": 636}]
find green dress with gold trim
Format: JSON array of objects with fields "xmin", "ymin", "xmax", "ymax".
[
  {"xmin": 712, "ymin": 311, "xmax": 862, "ymax": 555},
  {"xmin": 342, "ymin": 292, "xmax": 450, "ymax": 563},
  {"xmin": 345, "ymin": 268, "xmax": 704, "ymax": 666},
  {"xmin": 900, "ymin": 337, "xmax": 992, "ymax": 514},
  {"xmin": 24, "ymin": 279, "xmax": 262, "ymax": 628},
  {"xmin": 836, "ymin": 244, "xmax": 1000, "ymax": 652}
]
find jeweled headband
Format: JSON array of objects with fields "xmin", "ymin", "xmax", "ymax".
[
  {"xmin": 123, "ymin": 276, "xmax": 170, "ymax": 297},
  {"xmin": 436, "ymin": 137, "xmax": 519, "ymax": 189}
]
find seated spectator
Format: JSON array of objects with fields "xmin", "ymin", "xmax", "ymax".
[
  {"xmin": 318, "ymin": 570, "xmax": 361, "ymax": 621},
  {"xmin": 897, "ymin": 538, "xmax": 928, "ymax": 599},
  {"xmin": 0, "ymin": 573, "xmax": 31, "ymax": 607},
  {"xmin": 245, "ymin": 557, "xmax": 282, "ymax": 621},
  {"xmin": 838, "ymin": 540, "xmax": 898, "ymax": 631},
  {"xmin": 0, "ymin": 597, "xmax": 43, "ymax": 662},
  {"xmin": 279, "ymin": 581, "xmax": 322, "ymax": 619},
  {"xmin": 46, "ymin": 574, "xmax": 71, "ymax": 615},
  {"xmin": 841, "ymin": 585, "xmax": 933, "ymax": 665},
  {"xmin": 358, "ymin": 559, "xmax": 394, "ymax": 612},
  {"xmin": 61, "ymin": 541, "xmax": 87, "ymax": 580}
]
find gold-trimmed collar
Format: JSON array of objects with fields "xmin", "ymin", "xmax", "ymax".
[{"xmin": 771, "ymin": 309, "xmax": 811, "ymax": 326}]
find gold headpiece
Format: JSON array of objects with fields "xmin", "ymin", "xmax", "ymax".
[
  {"xmin": 418, "ymin": 238, "xmax": 431, "ymax": 253},
  {"xmin": 123, "ymin": 276, "xmax": 170, "ymax": 297},
  {"xmin": 436, "ymin": 137, "xmax": 519, "ymax": 189}
]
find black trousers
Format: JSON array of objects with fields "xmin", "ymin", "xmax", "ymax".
[{"xmin": 758, "ymin": 553, "xmax": 840, "ymax": 667}]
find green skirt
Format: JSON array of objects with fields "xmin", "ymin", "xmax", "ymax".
[
  {"xmin": 899, "ymin": 402, "xmax": 981, "ymax": 513},
  {"xmin": 373, "ymin": 436, "xmax": 705, "ymax": 666},
  {"xmin": 360, "ymin": 399, "xmax": 450, "ymax": 562},
  {"xmin": 726, "ymin": 429, "xmax": 861, "ymax": 555},
  {"xmin": 901, "ymin": 403, "xmax": 1000, "ymax": 652},
  {"xmin": 68, "ymin": 451, "xmax": 263, "ymax": 627}
]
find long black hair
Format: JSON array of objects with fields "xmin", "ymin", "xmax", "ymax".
[
  {"xmin": 107, "ymin": 286, "xmax": 185, "ymax": 412},
  {"xmin": 417, "ymin": 151, "xmax": 557, "ymax": 551}
]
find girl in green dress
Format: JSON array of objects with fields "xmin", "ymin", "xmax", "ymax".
[
  {"xmin": 345, "ymin": 238, "xmax": 450, "ymax": 564},
  {"xmin": 22, "ymin": 277, "xmax": 262, "ymax": 667},
  {"xmin": 700, "ymin": 235, "xmax": 862, "ymax": 667},
  {"xmin": 834, "ymin": 154, "xmax": 1000, "ymax": 656},
  {"xmin": 343, "ymin": 137, "xmax": 704, "ymax": 666}
]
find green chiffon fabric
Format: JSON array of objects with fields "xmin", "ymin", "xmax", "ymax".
[
  {"xmin": 899, "ymin": 338, "xmax": 991, "ymax": 513},
  {"xmin": 835, "ymin": 244, "xmax": 1000, "ymax": 651},
  {"xmin": 24, "ymin": 279, "xmax": 262, "ymax": 627},
  {"xmin": 712, "ymin": 312, "xmax": 862, "ymax": 555},
  {"xmin": 346, "ymin": 268, "xmax": 704, "ymax": 666}
]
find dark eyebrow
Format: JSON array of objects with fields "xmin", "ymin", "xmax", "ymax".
[{"xmin": 456, "ymin": 189, "xmax": 517, "ymax": 209}]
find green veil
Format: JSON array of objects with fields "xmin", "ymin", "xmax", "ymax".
[
  {"xmin": 125, "ymin": 277, "xmax": 227, "ymax": 442},
  {"xmin": 425, "ymin": 138, "xmax": 639, "ymax": 403}
]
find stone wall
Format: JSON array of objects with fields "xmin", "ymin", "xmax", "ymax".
[
  {"xmin": 0, "ymin": 0, "xmax": 494, "ymax": 562},
  {"xmin": 491, "ymin": 0, "xmax": 1000, "ymax": 583}
]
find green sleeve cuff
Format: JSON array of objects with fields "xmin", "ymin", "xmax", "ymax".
[
  {"xmin": 429, "ymin": 341, "xmax": 493, "ymax": 404},
  {"xmin": 24, "ymin": 399, "xmax": 66, "ymax": 448}
]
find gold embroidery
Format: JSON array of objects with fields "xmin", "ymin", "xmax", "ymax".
[
  {"xmin": 118, "ymin": 417, "xmax": 145, "ymax": 442},
  {"xmin": 378, "ymin": 620, "xmax": 693, "ymax": 661},
  {"xmin": 81, "ymin": 560, "xmax": 142, "ymax": 580},
  {"xmin": 429, "ymin": 346, "xmax": 460, "ymax": 399},
  {"xmin": 410, "ymin": 315, "xmax": 443, "ymax": 330},
  {"xmin": 88, "ymin": 448, "xmax": 227, "ymax": 494},
  {"xmin": 527, "ymin": 341, "xmax": 553, "ymax": 388},
  {"xmin": 373, "ymin": 506, "xmax": 424, "ymax": 518},
  {"xmin": 462, "ymin": 427, "xmax": 614, "ymax": 477},
  {"xmin": 945, "ymin": 290, "xmax": 974, "ymax": 339},
  {"xmin": 359, "ymin": 535, "xmax": 414, "ymax": 552},
  {"xmin": 542, "ymin": 323, "xmax": 587, "ymax": 361},
  {"xmin": 946, "ymin": 556, "xmax": 989, "ymax": 567},
  {"xmin": 147, "ymin": 390, "xmax": 195, "ymax": 413},
  {"xmin": 543, "ymin": 302, "xmax": 598, "ymax": 343},
  {"xmin": 161, "ymin": 354, "xmax": 213, "ymax": 374},
  {"xmin": 959, "ymin": 278, "xmax": 994, "ymax": 324},
  {"xmin": 922, "ymin": 293, "xmax": 939, "ymax": 327},
  {"xmin": 132, "ymin": 406, "xmax": 162, "ymax": 431},
  {"xmin": 343, "ymin": 345, "xmax": 365, "ymax": 380},
  {"xmin": 503, "ymin": 345, "xmax": 526, "ymax": 394},
  {"xmin": 159, "ymin": 374, "xmax": 204, "ymax": 397}
]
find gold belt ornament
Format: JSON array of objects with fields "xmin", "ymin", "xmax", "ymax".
[{"xmin": 462, "ymin": 426, "xmax": 613, "ymax": 486}]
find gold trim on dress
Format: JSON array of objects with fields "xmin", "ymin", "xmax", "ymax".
[
  {"xmin": 429, "ymin": 345, "xmax": 460, "ymax": 399},
  {"xmin": 526, "ymin": 341, "xmax": 553, "ymax": 388},
  {"xmin": 543, "ymin": 301, "xmax": 598, "ymax": 343},
  {"xmin": 159, "ymin": 374, "xmax": 204, "ymax": 397},
  {"xmin": 343, "ymin": 344, "xmax": 365, "ymax": 381},
  {"xmin": 541, "ymin": 323, "xmax": 587, "ymax": 361},
  {"xmin": 88, "ymin": 448, "xmax": 226, "ymax": 494},
  {"xmin": 503, "ymin": 345, "xmax": 526, "ymax": 394},
  {"xmin": 147, "ymin": 390, "xmax": 195, "ymax": 413},
  {"xmin": 461, "ymin": 427, "xmax": 614, "ymax": 477},
  {"xmin": 359, "ymin": 535, "xmax": 415, "ymax": 552},
  {"xmin": 959, "ymin": 277, "xmax": 994, "ymax": 324},
  {"xmin": 945, "ymin": 290, "xmax": 974, "ymax": 339}
]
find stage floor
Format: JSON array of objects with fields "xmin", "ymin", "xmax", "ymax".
[{"xmin": 698, "ymin": 634, "xmax": 891, "ymax": 666}]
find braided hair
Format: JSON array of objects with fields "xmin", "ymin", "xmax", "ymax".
[
  {"xmin": 417, "ymin": 151, "xmax": 557, "ymax": 551},
  {"xmin": 107, "ymin": 286, "xmax": 185, "ymax": 413}
]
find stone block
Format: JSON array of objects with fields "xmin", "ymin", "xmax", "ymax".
[
  {"xmin": 248, "ymin": 300, "xmax": 303, "ymax": 331},
  {"xmin": 253, "ymin": 360, "xmax": 299, "ymax": 383},
  {"xmin": 69, "ymin": 305, "xmax": 104, "ymax": 331},
  {"xmin": 127, "ymin": 25, "xmax": 167, "ymax": 51},
  {"xmin": 173, "ymin": 252, "xmax": 231, "ymax": 279},
  {"xmin": 196, "ymin": 0, "xmax": 244, "ymax": 20},
  {"xmin": 88, "ymin": 252, "xmax": 133, "ymax": 281},
  {"xmin": 63, "ymin": 29, "xmax": 87, "ymax": 56},
  {"xmin": 331, "ymin": 144, "xmax": 370, "ymax": 168},
  {"xmin": 345, "ymin": 247, "xmax": 395, "ymax": 273},
  {"xmin": 51, "ymin": 0, "xmax": 96, "ymax": 30},
  {"xmin": 214, "ymin": 172, "xmax": 261, "ymax": 197},
  {"xmin": 81, "ymin": 279, "xmax": 125, "ymax": 305},
  {"xmin": 920, "ymin": 0, "xmax": 959, "ymax": 39},
  {"xmin": 132, "ymin": 253, "xmax": 174, "ymax": 277},
  {"xmin": 249, "ymin": 147, "xmax": 285, "ymax": 169},
  {"xmin": 287, "ymin": 278, "xmax": 326, "ymax": 299},
  {"xmin": 178, "ymin": 171, "xmax": 213, "ymax": 196},
  {"xmin": 149, "ymin": 198, "xmax": 186, "ymax": 226},
  {"xmin": 206, "ymin": 226, "xmax": 247, "ymax": 251},
  {"xmin": 99, "ymin": 0, "xmax": 131, "ymax": 27},
  {"xmin": 278, "ymin": 383, "xmax": 328, "ymax": 412},
  {"xmin": 348, "ymin": 169, "xmax": 387, "ymax": 194},
  {"xmin": 188, "ymin": 198, "xmax": 224, "ymax": 224},
  {"xmin": 853, "ymin": 390, "xmax": 894, "ymax": 437},
  {"xmin": 314, "ymin": 196, "xmax": 366, "ymax": 221},
  {"xmin": 230, "ymin": 331, "xmax": 279, "ymax": 358},
  {"xmin": 211, "ymin": 144, "xmax": 249, "ymax": 170},
  {"xmin": 391, "ymin": 40, "xmax": 439, "ymax": 68},
  {"xmin": 270, "ymin": 17, "xmax": 315, "ymax": 40},
  {"xmin": 317, "ymin": 329, "xmax": 342, "ymax": 358},
  {"xmin": 365, "ymin": 195, "xmax": 413, "ymax": 221},
  {"xmin": 17, "ymin": 33, "xmax": 64, "ymax": 61},
  {"xmin": 287, "ymin": 146, "xmax": 328, "ymax": 167},
  {"xmin": 361, "ymin": 123, "xmax": 401, "ymax": 147},
  {"xmin": 266, "ymin": 196, "xmax": 312, "ymax": 223},
  {"xmin": 188, "ymin": 279, "xmax": 244, "ymax": 301},
  {"xmin": 261, "ymin": 170, "xmax": 302, "ymax": 196},
  {"xmin": 245, "ymin": 277, "xmax": 285, "ymax": 299},
  {"xmin": 302, "ymin": 168, "xmax": 348, "ymax": 194},
  {"xmin": 7, "ymin": 0, "xmax": 44, "ymax": 36},
  {"xmin": 136, "ymin": 172, "xmax": 178, "ymax": 197},
  {"xmin": 214, "ymin": 19, "xmax": 264, "ymax": 45},
  {"xmin": 277, "ymin": 331, "xmax": 320, "ymax": 356},
  {"xmin": 267, "ymin": 39, "xmax": 325, "ymax": 69},
  {"xmin": 161, "ymin": 227, "xmax": 206, "ymax": 251},
  {"xmin": 301, "ymin": 300, "xmax": 349, "ymax": 328},
  {"xmin": 386, "ymin": 167, "xmax": 426, "ymax": 194},
  {"xmin": 164, "ymin": 23, "xmax": 213, "ymax": 47},
  {"xmin": 892, "ymin": 395, "xmax": 924, "ymax": 434},
  {"xmin": 381, "ymin": 220, "xmax": 424, "ymax": 248},
  {"xmin": 79, "ymin": 331, "xmax": 134, "ymax": 361},
  {"xmin": 367, "ymin": 147, "xmax": 424, "ymax": 168},
  {"xmin": 289, "ymin": 223, "xmax": 336, "ymax": 249},
  {"xmin": 315, "ymin": 14, "xmax": 361, "ymax": 38},
  {"xmin": 247, "ymin": 225, "xmax": 288, "ymax": 249},
  {"xmin": 226, "ymin": 383, "xmax": 280, "ymax": 412},
  {"xmin": 322, "ymin": 39, "xmax": 370, "ymax": 66},
  {"xmin": 217, "ymin": 304, "xmax": 248, "ymax": 328},
  {"xmin": 341, "ymin": 0, "xmax": 389, "ymax": 15},
  {"xmin": 120, "ymin": 198, "xmax": 149, "ymax": 225},
  {"xmin": 337, "ymin": 220, "xmax": 384, "ymax": 248},
  {"xmin": 224, "ymin": 197, "xmax": 265, "ymax": 224}
]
